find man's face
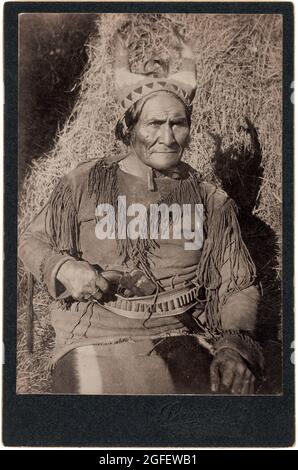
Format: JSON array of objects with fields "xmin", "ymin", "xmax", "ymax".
[{"xmin": 131, "ymin": 93, "xmax": 190, "ymax": 171}]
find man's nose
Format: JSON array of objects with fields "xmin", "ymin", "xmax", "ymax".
[{"xmin": 159, "ymin": 124, "xmax": 176, "ymax": 146}]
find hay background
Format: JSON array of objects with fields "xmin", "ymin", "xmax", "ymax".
[{"xmin": 17, "ymin": 13, "xmax": 282, "ymax": 394}]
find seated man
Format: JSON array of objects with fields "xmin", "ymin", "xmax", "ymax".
[{"xmin": 18, "ymin": 30, "xmax": 263, "ymax": 394}]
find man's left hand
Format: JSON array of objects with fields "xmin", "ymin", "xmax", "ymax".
[{"xmin": 210, "ymin": 348, "xmax": 255, "ymax": 394}]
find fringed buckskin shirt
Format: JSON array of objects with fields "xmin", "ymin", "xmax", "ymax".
[{"xmin": 19, "ymin": 158, "xmax": 263, "ymax": 372}]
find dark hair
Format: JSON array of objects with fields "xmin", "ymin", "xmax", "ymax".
[{"xmin": 115, "ymin": 91, "xmax": 192, "ymax": 146}]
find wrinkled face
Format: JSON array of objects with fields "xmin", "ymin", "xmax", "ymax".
[{"xmin": 131, "ymin": 92, "xmax": 190, "ymax": 171}]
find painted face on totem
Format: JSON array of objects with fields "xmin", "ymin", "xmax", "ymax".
[{"xmin": 131, "ymin": 92, "xmax": 190, "ymax": 171}]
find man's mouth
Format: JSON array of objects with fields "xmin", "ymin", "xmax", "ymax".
[{"xmin": 150, "ymin": 149, "xmax": 179, "ymax": 154}]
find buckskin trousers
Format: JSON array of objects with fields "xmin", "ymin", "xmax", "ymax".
[{"xmin": 51, "ymin": 335, "xmax": 212, "ymax": 394}]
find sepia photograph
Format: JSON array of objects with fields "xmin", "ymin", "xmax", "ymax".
[{"xmin": 17, "ymin": 12, "xmax": 283, "ymax": 396}]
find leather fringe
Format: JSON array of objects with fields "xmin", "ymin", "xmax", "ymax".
[
  {"xmin": 157, "ymin": 172, "xmax": 256, "ymax": 330},
  {"xmin": 88, "ymin": 159, "xmax": 159, "ymax": 286},
  {"xmin": 45, "ymin": 179, "xmax": 81, "ymax": 257},
  {"xmin": 45, "ymin": 159, "xmax": 256, "ymax": 332}
]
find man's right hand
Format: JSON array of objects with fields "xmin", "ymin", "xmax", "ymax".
[{"xmin": 56, "ymin": 260, "xmax": 109, "ymax": 301}]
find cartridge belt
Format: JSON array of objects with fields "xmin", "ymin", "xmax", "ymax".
[{"xmin": 102, "ymin": 284, "xmax": 203, "ymax": 319}]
